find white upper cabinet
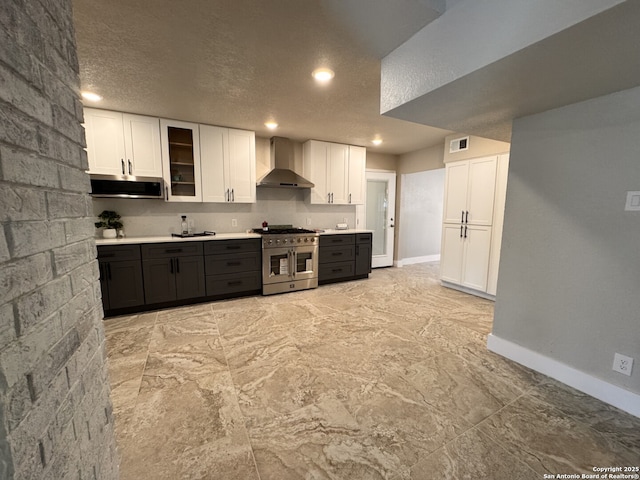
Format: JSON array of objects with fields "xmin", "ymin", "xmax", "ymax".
[
  {"xmin": 226, "ymin": 128, "xmax": 256, "ymax": 203},
  {"xmin": 347, "ymin": 145, "xmax": 366, "ymax": 205},
  {"xmin": 122, "ymin": 114, "xmax": 163, "ymax": 177},
  {"xmin": 84, "ymin": 109, "xmax": 126, "ymax": 175},
  {"xmin": 160, "ymin": 119, "xmax": 202, "ymax": 202},
  {"xmin": 303, "ymin": 140, "xmax": 366, "ymax": 205},
  {"xmin": 303, "ymin": 140, "xmax": 330, "ymax": 204},
  {"xmin": 200, "ymin": 125, "xmax": 256, "ymax": 203},
  {"xmin": 84, "ymin": 108, "xmax": 162, "ymax": 177},
  {"xmin": 443, "ymin": 156, "xmax": 497, "ymax": 226},
  {"xmin": 328, "ymin": 143, "xmax": 349, "ymax": 204}
]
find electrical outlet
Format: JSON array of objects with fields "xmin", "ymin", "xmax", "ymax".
[
  {"xmin": 343, "ymin": 217, "xmax": 348, "ymax": 224},
  {"xmin": 231, "ymin": 219, "xmax": 238, "ymax": 227},
  {"xmin": 306, "ymin": 218, "xmax": 312, "ymax": 226},
  {"xmin": 612, "ymin": 353, "xmax": 633, "ymax": 376}
]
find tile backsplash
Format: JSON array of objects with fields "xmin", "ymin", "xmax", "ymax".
[{"xmin": 92, "ymin": 188, "xmax": 357, "ymax": 237}]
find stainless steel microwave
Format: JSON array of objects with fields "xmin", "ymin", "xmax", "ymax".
[{"xmin": 89, "ymin": 174, "xmax": 164, "ymax": 199}]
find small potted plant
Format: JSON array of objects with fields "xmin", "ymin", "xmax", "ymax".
[{"xmin": 95, "ymin": 210, "xmax": 123, "ymax": 239}]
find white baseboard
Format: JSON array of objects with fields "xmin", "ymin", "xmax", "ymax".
[
  {"xmin": 396, "ymin": 254, "xmax": 440, "ymax": 267},
  {"xmin": 441, "ymin": 281, "xmax": 495, "ymax": 301},
  {"xmin": 487, "ymin": 334, "xmax": 640, "ymax": 418}
]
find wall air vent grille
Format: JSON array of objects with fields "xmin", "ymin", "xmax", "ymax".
[{"xmin": 449, "ymin": 136, "xmax": 469, "ymax": 153}]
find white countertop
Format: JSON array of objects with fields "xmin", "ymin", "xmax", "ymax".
[
  {"xmin": 95, "ymin": 229, "xmax": 372, "ymax": 246},
  {"xmin": 316, "ymin": 229, "xmax": 372, "ymax": 235},
  {"xmin": 95, "ymin": 232, "xmax": 261, "ymax": 246}
]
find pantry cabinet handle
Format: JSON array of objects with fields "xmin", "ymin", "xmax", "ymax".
[
  {"xmin": 464, "ymin": 226, "xmax": 468, "ymax": 238},
  {"xmin": 128, "ymin": 160, "xmax": 132, "ymax": 175},
  {"xmin": 460, "ymin": 226, "xmax": 463, "ymax": 238},
  {"xmin": 465, "ymin": 211, "xmax": 469, "ymax": 223},
  {"xmin": 121, "ymin": 159, "xmax": 125, "ymax": 175},
  {"xmin": 461, "ymin": 210, "xmax": 464, "ymax": 223}
]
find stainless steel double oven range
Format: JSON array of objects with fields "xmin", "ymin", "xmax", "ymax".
[{"xmin": 253, "ymin": 227, "xmax": 319, "ymax": 295}]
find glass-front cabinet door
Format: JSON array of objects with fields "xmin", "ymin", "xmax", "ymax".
[{"xmin": 160, "ymin": 119, "xmax": 202, "ymax": 202}]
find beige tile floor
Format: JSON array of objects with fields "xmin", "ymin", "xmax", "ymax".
[{"xmin": 104, "ymin": 263, "xmax": 640, "ymax": 480}]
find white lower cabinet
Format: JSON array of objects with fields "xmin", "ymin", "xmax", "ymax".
[{"xmin": 441, "ymin": 224, "xmax": 492, "ymax": 292}]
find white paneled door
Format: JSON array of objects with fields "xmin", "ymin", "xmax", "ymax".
[{"xmin": 365, "ymin": 171, "xmax": 396, "ymax": 268}]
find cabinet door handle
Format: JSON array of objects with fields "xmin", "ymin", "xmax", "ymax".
[
  {"xmin": 327, "ymin": 193, "xmax": 331, "ymax": 203},
  {"xmin": 176, "ymin": 258, "xmax": 180, "ymax": 273},
  {"xmin": 165, "ymin": 248, "xmax": 183, "ymax": 254},
  {"xmin": 170, "ymin": 258, "xmax": 174, "ymax": 273},
  {"xmin": 464, "ymin": 226, "xmax": 468, "ymax": 238},
  {"xmin": 227, "ymin": 280, "xmax": 242, "ymax": 286},
  {"xmin": 331, "ymin": 192, "xmax": 334, "ymax": 203},
  {"xmin": 465, "ymin": 211, "xmax": 469, "ymax": 223},
  {"xmin": 349, "ymin": 193, "xmax": 352, "ymax": 204},
  {"xmin": 460, "ymin": 226, "xmax": 463, "ymax": 238},
  {"xmin": 231, "ymin": 188, "xmax": 235, "ymax": 202},
  {"xmin": 227, "ymin": 261, "xmax": 241, "ymax": 266},
  {"xmin": 461, "ymin": 210, "xmax": 464, "ymax": 223},
  {"xmin": 121, "ymin": 159, "xmax": 125, "ymax": 175}
]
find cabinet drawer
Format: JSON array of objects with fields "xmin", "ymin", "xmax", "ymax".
[
  {"xmin": 319, "ymin": 261, "xmax": 355, "ymax": 281},
  {"xmin": 356, "ymin": 233, "xmax": 372, "ymax": 244},
  {"xmin": 319, "ymin": 245, "xmax": 355, "ymax": 264},
  {"xmin": 205, "ymin": 252, "xmax": 261, "ymax": 275},
  {"xmin": 204, "ymin": 239, "xmax": 260, "ymax": 255},
  {"xmin": 97, "ymin": 244, "xmax": 141, "ymax": 262},
  {"xmin": 206, "ymin": 271, "xmax": 261, "ymax": 296},
  {"xmin": 319, "ymin": 234, "xmax": 355, "ymax": 247},
  {"xmin": 141, "ymin": 242, "xmax": 203, "ymax": 259}
]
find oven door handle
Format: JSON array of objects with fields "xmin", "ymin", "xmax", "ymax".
[{"xmin": 289, "ymin": 249, "xmax": 296, "ymax": 278}]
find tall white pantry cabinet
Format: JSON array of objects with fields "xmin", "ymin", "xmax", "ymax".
[{"xmin": 440, "ymin": 153, "xmax": 509, "ymax": 297}]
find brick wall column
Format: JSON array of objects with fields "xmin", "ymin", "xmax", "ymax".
[{"xmin": 0, "ymin": 0, "xmax": 119, "ymax": 478}]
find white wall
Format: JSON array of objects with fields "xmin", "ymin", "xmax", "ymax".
[
  {"xmin": 492, "ymin": 86, "xmax": 640, "ymax": 397},
  {"xmin": 397, "ymin": 169, "xmax": 445, "ymax": 265}
]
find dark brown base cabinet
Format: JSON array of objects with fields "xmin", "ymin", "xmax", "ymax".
[
  {"xmin": 355, "ymin": 233, "xmax": 373, "ymax": 276},
  {"xmin": 204, "ymin": 239, "xmax": 261, "ymax": 297},
  {"xmin": 97, "ymin": 245, "xmax": 145, "ymax": 312},
  {"xmin": 97, "ymin": 235, "xmax": 370, "ymax": 317},
  {"xmin": 319, "ymin": 233, "xmax": 372, "ymax": 285},
  {"xmin": 141, "ymin": 242, "xmax": 206, "ymax": 305}
]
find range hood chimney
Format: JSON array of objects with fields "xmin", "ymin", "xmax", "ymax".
[{"xmin": 257, "ymin": 136, "xmax": 314, "ymax": 188}]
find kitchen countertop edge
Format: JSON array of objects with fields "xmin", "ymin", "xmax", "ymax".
[
  {"xmin": 95, "ymin": 232, "xmax": 262, "ymax": 245},
  {"xmin": 95, "ymin": 229, "xmax": 373, "ymax": 246}
]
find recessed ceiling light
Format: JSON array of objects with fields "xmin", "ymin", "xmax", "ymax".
[
  {"xmin": 312, "ymin": 68, "xmax": 335, "ymax": 82},
  {"xmin": 81, "ymin": 91, "xmax": 103, "ymax": 102},
  {"xmin": 264, "ymin": 121, "xmax": 278, "ymax": 130},
  {"xmin": 372, "ymin": 139, "xmax": 383, "ymax": 146}
]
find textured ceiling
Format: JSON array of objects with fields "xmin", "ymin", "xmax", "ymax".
[{"xmin": 72, "ymin": 0, "xmax": 452, "ymax": 155}]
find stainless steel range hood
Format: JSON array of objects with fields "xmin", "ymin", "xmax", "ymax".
[{"xmin": 257, "ymin": 137, "xmax": 314, "ymax": 189}]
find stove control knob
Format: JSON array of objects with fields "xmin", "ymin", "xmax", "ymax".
[
  {"xmin": 304, "ymin": 237, "xmax": 308, "ymax": 243},
  {"xmin": 276, "ymin": 239, "xmax": 280, "ymax": 245},
  {"xmin": 284, "ymin": 238, "xmax": 288, "ymax": 244},
  {"xmin": 268, "ymin": 239, "xmax": 273, "ymax": 245},
  {"xmin": 297, "ymin": 238, "xmax": 301, "ymax": 243}
]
